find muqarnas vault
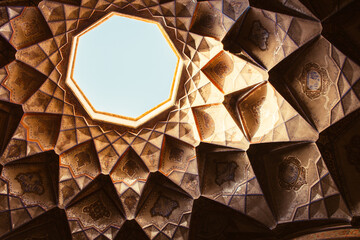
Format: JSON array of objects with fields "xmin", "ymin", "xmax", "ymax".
[{"xmin": 0, "ymin": 0, "xmax": 359, "ymax": 239}]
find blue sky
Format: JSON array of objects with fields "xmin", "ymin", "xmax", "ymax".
[{"xmin": 73, "ymin": 15, "xmax": 178, "ymax": 118}]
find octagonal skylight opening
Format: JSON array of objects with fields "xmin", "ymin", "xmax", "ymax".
[{"xmin": 66, "ymin": 12, "xmax": 182, "ymax": 128}]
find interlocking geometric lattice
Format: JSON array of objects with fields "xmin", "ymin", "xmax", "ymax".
[
  {"xmin": 66, "ymin": 12, "xmax": 182, "ymax": 128},
  {"xmin": 0, "ymin": 0, "xmax": 359, "ymax": 239}
]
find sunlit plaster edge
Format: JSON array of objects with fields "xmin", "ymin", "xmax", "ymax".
[{"xmin": 66, "ymin": 11, "xmax": 183, "ymax": 128}]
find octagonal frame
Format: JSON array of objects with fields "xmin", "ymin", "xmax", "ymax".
[{"xmin": 66, "ymin": 12, "xmax": 182, "ymax": 128}]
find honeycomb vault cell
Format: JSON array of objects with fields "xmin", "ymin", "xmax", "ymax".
[{"xmin": 66, "ymin": 12, "xmax": 182, "ymax": 128}]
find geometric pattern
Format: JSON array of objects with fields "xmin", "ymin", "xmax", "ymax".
[{"xmin": 0, "ymin": 0, "xmax": 358, "ymax": 239}]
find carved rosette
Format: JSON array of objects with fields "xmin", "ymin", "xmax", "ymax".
[
  {"xmin": 278, "ymin": 156, "xmax": 306, "ymax": 191},
  {"xmin": 83, "ymin": 200, "xmax": 111, "ymax": 221},
  {"xmin": 300, "ymin": 62, "xmax": 330, "ymax": 100}
]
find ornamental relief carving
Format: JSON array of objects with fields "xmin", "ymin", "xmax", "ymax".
[
  {"xmin": 15, "ymin": 171, "xmax": 45, "ymax": 195},
  {"xmin": 150, "ymin": 194, "xmax": 179, "ymax": 218},
  {"xmin": 249, "ymin": 20, "xmax": 269, "ymax": 51},
  {"xmin": 278, "ymin": 156, "xmax": 306, "ymax": 191},
  {"xmin": 83, "ymin": 199, "xmax": 111, "ymax": 221},
  {"xmin": 215, "ymin": 161, "xmax": 238, "ymax": 186},
  {"xmin": 300, "ymin": 62, "xmax": 330, "ymax": 100}
]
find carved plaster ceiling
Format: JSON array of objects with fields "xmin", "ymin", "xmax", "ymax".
[{"xmin": 0, "ymin": 0, "xmax": 359, "ymax": 239}]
